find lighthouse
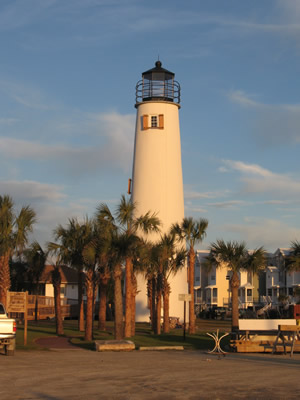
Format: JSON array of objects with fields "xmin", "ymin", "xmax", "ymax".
[{"xmin": 130, "ymin": 60, "xmax": 188, "ymax": 322}]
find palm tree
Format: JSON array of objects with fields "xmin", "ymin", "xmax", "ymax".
[
  {"xmin": 82, "ymin": 239, "xmax": 98, "ymax": 342},
  {"xmin": 285, "ymin": 241, "xmax": 300, "ymax": 298},
  {"xmin": 0, "ymin": 195, "xmax": 36, "ymax": 307},
  {"xmin": 53, "ymin": 218, "xmax": 93, "ymax": 331},
  {"xmin": 23, "ymin": 241, "xmax": 47, "ymax": 321},
  {"xmin": 93, "ymin": 210, "xmax": 116, "ymax": 332},
  {"xmin": 286, "ymin": 241, "xmax": 300, "ymax": 272},
  {"xmin": 207, "ymin": 240, "xmax": 266, "ymax": 332},
  {"xmin": 149, "ymin": 234, "xmax": 186, "ymax": 334},
  {"xmin": 172, "ymin": 217, "xmax": 208, "ymax": 334},
  {"xmin": 97, "ymin": 195, "xmax": 160, "ymax": 338},
  {"xmin": 51, "ymin": 263, "xmax": 64, "ymax": 335},
  {"xmin": 109, "ymin": 231, "xmax": 137, "ymax": 340}
]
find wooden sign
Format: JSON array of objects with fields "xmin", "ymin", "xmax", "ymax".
[
  {"xmin": 7, "ymin": 291, "xmax": 28, "ymax": 345},
  {"xmin": 7, "ymin": 292, "xmax": 27, "ymax": 313}
]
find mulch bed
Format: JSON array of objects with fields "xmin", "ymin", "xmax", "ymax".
[{"xmin": 35, "ymin": 336, "xmax": 81, "ymax": 349}]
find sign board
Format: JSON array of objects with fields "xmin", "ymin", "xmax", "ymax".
[
  {"xmin": 178, "ymin": 293, "xmax": 192, "ymax": 302},
  {"xmin": 7, "ymin": 292, "xmax": 27, "ymax": 313},
  {"xmin": 7, "ymin": 291, "xmax": 28, "ymax": 345}
]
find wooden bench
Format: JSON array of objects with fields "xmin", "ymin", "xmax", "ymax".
[
  {"xmin": 230, "ymin": 319, "xmax": 298, "ymax": 353},
  {"xmin": 272, "ymin": 325, "xmax": 300, "ymax": 357}
]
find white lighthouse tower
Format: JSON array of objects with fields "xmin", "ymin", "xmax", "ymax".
[{"xmin": 130, "ymin": 60, "xmax": 187, "ymax": 322}]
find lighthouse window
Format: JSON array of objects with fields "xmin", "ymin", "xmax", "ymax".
[
  {"xmin": 142, "ymin": 114, "xmax": 164, "ymax": 130},
  {"xmin": 151, "ymin": 115, "xmax": 158, "ymax": 128}
]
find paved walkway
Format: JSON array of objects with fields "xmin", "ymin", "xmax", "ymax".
[{"xmin": 1, "ymin": 348, "xmax": 300, "ymax": 399}]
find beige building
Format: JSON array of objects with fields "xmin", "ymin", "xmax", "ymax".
[{"xmin": 195, "ymin": 250, "xmax": 260, "ymax": 310}]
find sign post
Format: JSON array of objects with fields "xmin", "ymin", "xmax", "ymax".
[
  {"xmin": 7, "ymin": 291, "xmax": 28, "ymax": 345},
  {"xmin": 178, "ymin": 294, "xmax": 192, "ymax": 341}
]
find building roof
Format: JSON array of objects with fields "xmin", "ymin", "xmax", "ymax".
[
  {"xmin": 275, "ymin": 248, "xmax": 291, "ymax": 256},
  {"xmin": 39, "ymin": 265, "xmax": 78, "ymax": 284}
]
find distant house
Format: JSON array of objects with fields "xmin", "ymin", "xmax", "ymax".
[
  {"xmin": 194, "ymin": 250, "xmax": 261, "ymax": 309},
  {"xmin": 38, "ymin": 265, "xmax": 78, "ymax": 301},
  {"xmin": 266, "ymin": 248, "xmax": 300, "ymax": 304}
]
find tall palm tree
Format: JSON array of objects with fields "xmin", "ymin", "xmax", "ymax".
[
  {"xmin": 93, "ymin": 211, "xmax": 116, "ymax": 332},
  {"xmin": 0, "ymin": 195, "xmax": 36, "ymax": 307},
  {"xmin": 172, "ymin": 217, "xmax": 208, "ymax": 334},
  {"xmin": 207, "ymin": 240, "xmax": 266, "ymax": 332},
  {"xmin": 82, "ymin": 236, "xmax": 99, "ymax": 342},
  {"xmin": 53, "ymin": 218, "xmax": 93, "ymax": 331},
  {"xmin": 51, "ymin": 263, "xmax": 64, "ymax": 335},
  {"xmin": 109, "ymin": 231, "xmax": 138, "ymax": 340},
  {"xmin": 97, "ymin": 195, "xmax": 160, "ymax": 338}
]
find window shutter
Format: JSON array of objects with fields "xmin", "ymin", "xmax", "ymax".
[
  {"xmin": 159, "ymin": 114, "xmax": 164, "ymax": 129},
  {"xmin": 142, "ymin": 115, "xmax": 149, "ymax": 130}
]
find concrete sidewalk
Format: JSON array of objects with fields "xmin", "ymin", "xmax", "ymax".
[{"xmin": 1, "ymin": 350, "xmax": 299, "ymax": 399}]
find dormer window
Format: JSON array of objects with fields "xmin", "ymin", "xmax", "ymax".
[{"xmin": 142, "ymin": 114, "xmax": 164, "ymax": 130}]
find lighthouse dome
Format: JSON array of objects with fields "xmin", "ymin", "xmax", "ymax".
[{"xmin": 136, "ymin": 60, "xmax": 180, "ymax": 104}]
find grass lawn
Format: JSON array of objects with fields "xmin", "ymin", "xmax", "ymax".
[{"xmin": 16, "ymin": 318, "xmax": 232, "ymax": 352}]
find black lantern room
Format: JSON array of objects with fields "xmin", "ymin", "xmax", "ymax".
[{"xmin": 136, "ymin": 61, "xmax": 180, "ymax": 104}]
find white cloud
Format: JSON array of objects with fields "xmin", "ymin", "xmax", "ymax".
[
  {"xmin": 225, "ymin": 218, "xmax": 300, "ymax": 250},
  {"xmin": 208, "ymin": 200, "xmax": 248, "ymax": 209},
  {"xmin": 0, "ymin": 118, "xmax": 18, "ymax": 125},
  {"xmin": 228, "ymin": 90, "xmax": 300, "ymax": 145},
  {"xmin": 0, "ymin": 111, "xmax": 135, "ymax": 175},
  {"xmin": 184, "ymin": 190, "xmax": 228, "ymax": 200},
  {"xmin": 0, "ymin": 79, "xmax": 51, "ymax": 110},
  {"xmin": 0, "ymin": 180, "xmax": 65, "ymax": 203},
  {"xmin": 221, "ymin": 159, "xmax": 300, "ymax": 197},
  {"xmin": 184, "ymin": 205, "xmax": 207, "ymax": 214}
]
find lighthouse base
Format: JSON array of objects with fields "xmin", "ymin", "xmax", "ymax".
[{"xmin": 135, "ymin": 269, "xmax": 189, "ymax": 323}]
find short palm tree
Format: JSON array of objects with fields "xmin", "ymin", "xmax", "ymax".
[
  {"xmin": 286, "ymin": 240, "xmax": 300, "ymax": 272},
  {"xmin": 0, "ymin": 195, "xmax": 36, "ymax": 307},
  {"xmin": 23, "ymin": 241, "xmax": 47, "ymax": 321},
  {"xmin": 47, "ymin": 244, "xmax": 65, "ymax": 335},
  {"xmin": 207, "ymin": 240, "xmax": 266, "ymax": 332},
  {"xmin": 146, "ymin": 234, "xmax": 186, "ymax": 334},
  {"xmin": 172, "ymin": 217, "xmax": 208, "ymax": 334},
  {"xmin": 53, "ymin": 218, "xmax": 93, "ymax": 331}
]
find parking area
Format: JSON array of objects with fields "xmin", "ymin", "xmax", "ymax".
[{"xmin": 1, "ymin": 349, "xmax": 300, "ymax": 399}]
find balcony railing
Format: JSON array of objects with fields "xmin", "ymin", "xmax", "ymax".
[{"xmin": 136, "ymin": 80, "xmax": 180, "ymax": 103}]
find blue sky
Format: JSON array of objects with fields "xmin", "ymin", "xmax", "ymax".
[{"xmin": 1, "ymin": 0, "xmax": 300, "ymax": 251}]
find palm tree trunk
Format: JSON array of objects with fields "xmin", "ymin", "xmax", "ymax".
[
  {"xmin": 163, "ymin": 279, "xmax": 170, "ymax": 333},
  {"xmin": 230, "ymin": 271, "xmax": 240, "ymax": 332},
  {"xmin": 98, "ymin": 277, "xmax": 108, "ymax": 330},
  {"xmin": 85, "ymin": 269, "xmax": 94, "ymax": 341},
  {"xmin": 151, "ymin": 277, "xmax": 156, "ymax": 331},
  {"xmin": 124, "ymin": 257, "xmax": 132, "ymax": 337},
  {"xmin": 78, "ymin": 268, "xmax": 85, "ymax": 332},
  {"xmin": 155, "ymin": 266, "xmax": 163, "ymax": 335},
  {"xmin": 0, "ymin": 252, "xmax": 11, "ymax": 308},
  {"xmin": 52, "ymin": 267, "xmax": 64, "ymax": 335},
  {"xmin": 114, "ymin": 264, "xmax": 124, "ymax": 340},
  {"xmin": 147, "ymin": 278, "xmax": 153, "ymax": 328},
  {"xmin": 131, "ymin": 273, "xmax": 137, "ymax": 336},
  {"xmin": 188, "ymin": 248, "xmax": 196, "ymax": 334}
]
